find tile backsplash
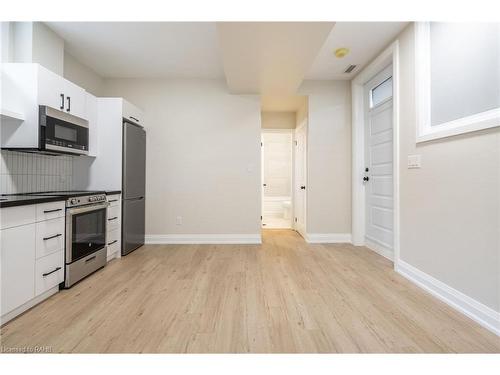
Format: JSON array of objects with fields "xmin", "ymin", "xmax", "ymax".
[{"xmin": 0, "ymin": 150, "xmax": 73, "ymax": 194}]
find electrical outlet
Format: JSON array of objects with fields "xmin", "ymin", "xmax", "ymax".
[
  {"xmin": 176, "ymin": 216, "xmax": 182, "ymax": 225},
  {"xmin": 408, "ymin": 154, "xmax": 421, "ymax": 169}
]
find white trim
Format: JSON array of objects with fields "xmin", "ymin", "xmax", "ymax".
[
  {"xmin": 351, "ymin": 40, "xmax": 400, "ymax": 267},
  {"xmin": 305, "ymin": 233, "xmax": 352, "ymax": 244},
  {"xmin": 145, "ymin": 234, "xmax": 262, "ymax": 245},
  {"xmin": 396, "ymin": 260, "xmax": 500, "ymax": 336},
  {"xmin": 365, "ymin": 237, "xmax": 394, "ymax": 261},
  {"xmin": 1, "ymin": 286, "xmax": 59, "ymax": 325},
  {"xmin": 415, "ymin": 22, "xmax": 500, "ymax": 143}
]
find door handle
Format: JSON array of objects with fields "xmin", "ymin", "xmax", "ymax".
[
  {"xmin": 66, "ymin": 96, "xmax": 71, "ymax": 112},
  {"xmin": 60, "ymin": 94, "xmax": 65, "ymax": 110},
  {"xmin": 263, "ymin": 183, "xmax": 267, "ymax": 187},
  {"xmin": 363, "ymin": 176, "xmax": 370, "ymax": 182},
  {"xmin": 300, "ymin": 186, "xmax": 306, "ymax": 190}
]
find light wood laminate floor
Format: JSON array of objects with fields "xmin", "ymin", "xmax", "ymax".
[{"xmin": 1, "ymin": 230, "xmax": 499, "ymax": 353}]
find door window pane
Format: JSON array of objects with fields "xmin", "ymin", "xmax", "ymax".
[{"xmin": 371, "ymin": 77, "xmax": 393, "ymax": 108}]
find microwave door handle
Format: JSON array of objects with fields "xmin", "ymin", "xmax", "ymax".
[{"xmin": 60, "ymin": 94, "xmax": 65, "ymax": 110}]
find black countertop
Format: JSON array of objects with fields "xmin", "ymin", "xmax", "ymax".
[
  {"xmin": 1, "ymin": 190, "xmax": 122, "ymax": 208},
  {"xmin": 0, "ymin": 194, "xmax": 66, "ymax": 208}
]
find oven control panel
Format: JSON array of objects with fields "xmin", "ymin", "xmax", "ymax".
[{"xmin": 67, "ymin": 194, "xmax": 107, "ymax": 207}]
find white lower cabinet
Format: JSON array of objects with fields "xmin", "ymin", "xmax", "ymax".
[
  {"xmin": 106, "ymin": 194, "xmax": 121, "ymax": 262},
  {"xmin": 1, "ymin": 201, "xmax": 65, "ymax": 323},
  {"xmin": 0, "ymin": 224, "xmax": 36, "ymax": 316}
]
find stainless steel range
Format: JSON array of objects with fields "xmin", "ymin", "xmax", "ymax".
[{"xmin": 29, "ymin": 191, "xmax": 108, "ymax": 287}]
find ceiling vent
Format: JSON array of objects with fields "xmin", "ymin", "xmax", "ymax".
[{"xmin": 344, "ymin": 64, "xmax": 357, "ymax": 74}]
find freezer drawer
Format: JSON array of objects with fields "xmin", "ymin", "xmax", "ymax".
[{"xmin": 122, "ymin": 198, "xmax": 145, "ymax": 256}]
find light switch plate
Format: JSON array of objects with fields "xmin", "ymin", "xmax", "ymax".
[{"xmin": 408, "ymin": 154, "xmax": 421, "ymax": 169}]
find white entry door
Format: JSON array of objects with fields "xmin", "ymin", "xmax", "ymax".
[
  {"xmin": 294, "ymin": 124, "xmax": 307, "ymax": 238},
  {"xmin": 363, "ymin": 65, "xmax": 394, "ymax": 259}
]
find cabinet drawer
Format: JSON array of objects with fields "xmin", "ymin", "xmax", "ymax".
[
  {"xmin": 107, "ymin": 195, "xmax": 121, "ymax": 207},
  {"xmin": 35, "ymin": 251, "xmax": 64, "ymax": 296},
  {"xmin": 107, "ymin": 206, "xmax": 120, "ymax": 231},
  {"xmin": 107, "ymin": 230, "xmax": 120, "ymax": 257},
  {"xmin": 36, "ymin": 201, "xmax": 65, "ymax": 222},
  {"xmin": 0, "ymin": 205, "xmax": 36, "ymax": 230},
  {"xmin": 36, "ymin": 217, "xmax": 65, "ymax": 259}
]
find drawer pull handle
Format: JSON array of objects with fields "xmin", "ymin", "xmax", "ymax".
[
  {"xmin": 108, "ymin": 199, "xmax": 119, "ymax": 203},
  {"xmin": 108, "ymin": 240, "xmax": 118, "ymax": 246},
  {"xmin": 44, "ymin": 208, "xmax": 62, "ymax": 213},
  {"xmin": 43, "ymin": 233, "xmax": 62, "ymax": 241},
  {"xmin": 85, "ymin": 256, "xmax": 96, "ymax": 263},
  {"xmin": 108, "ymin": 217, "xmax": 118, "ymax": 221},
  {"xmin": 42, "ymin": 267, "xmax": 61, "ymax": 277}
]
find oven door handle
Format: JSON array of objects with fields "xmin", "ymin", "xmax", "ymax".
[{"xmin": 67, "ymin": 202, "xmax": 109, "ymax": 216}]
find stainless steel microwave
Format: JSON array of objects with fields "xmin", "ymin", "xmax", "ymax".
[{"xmin": 39, "ymin": 105, "xmax": 89, "ymax": 155}]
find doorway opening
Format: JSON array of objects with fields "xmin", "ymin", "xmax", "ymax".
[
  {"xmin": 261, "ymin": 130, "xmax": 293, "ymax": 228},
  {"xmin": 260, "ymin": 97, "xmax": 308, "ymax": 237}
]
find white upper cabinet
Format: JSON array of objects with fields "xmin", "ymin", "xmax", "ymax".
[
  {"xmin": 1, "ymin": 63, "xmax": 88, "ymax": 150},
  {"xmin": 85, "ymin": 92, "xmax": 99, "ymax": 157},
  {"xmin": 37, "ymin": 65, "xmax": 87, "ymax": 119},
  {"xmin": 123, "ymin": 99, "xmax": 145, "ymax": 127}
]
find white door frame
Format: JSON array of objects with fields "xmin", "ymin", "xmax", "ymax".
[
  {"xmin": 351, "ymin": 40, "xmax": 400, "ymax": 267},
  {"xmin": 261, "ymin": 128, "xmax": 294, "ymax": 229}
]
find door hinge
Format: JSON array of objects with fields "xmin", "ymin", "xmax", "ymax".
[
  {"xmin": 295, "ymin": 141, "xmax": 298, "ymax": 146},
  {"xmin": 295, "ymin": 217, "xmax": 297, "ymax": 222},
  {"xmin": 260, "ymin": 215, "xmax": 262, "ymax": 220},
  {"xmin": 261, "ymin": 142, "xmax": 263, "ymax": 146}
]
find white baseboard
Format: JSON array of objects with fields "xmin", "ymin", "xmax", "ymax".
[
  {"xmin": 306, "ymin": 233, "xmax": 352, "ymax": 244},
  {"xmin": 396, "ymin": 260, "xmax": 500, "ymax": 336},
  {"xmin": 145, "ymin": 234, "xmax": 262, "ymax": 245},
  {"xmin": 365, "ymin": 237, "xmax": 394, "ymax": 261}
]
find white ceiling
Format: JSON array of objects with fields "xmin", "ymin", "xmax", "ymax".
[
  {"xmin": 261, "ymin": 95, "xmax": 307, "ymax": 112},
  {"xmin": 305, "ymin": 22, "xmax": 408, "ymax": 80},
  {"xmin": 46, "ymin": 21, "xmax": 408, "ymax": 94},
  {"xmin": 46, "ymin": 22, "xmax": 224, "ymax": 79},
  {"xmin": 217, "ymin": 22, "xmax": 334, "ymax": 95}
]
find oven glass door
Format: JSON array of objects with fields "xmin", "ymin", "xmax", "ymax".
[
  {"xmin": 45, "ymin": 115, "xmax": 89, "ymax": 152},
  {"xmin": 70, "ymin": 206, "xmax": 106, "ymax": 263}
]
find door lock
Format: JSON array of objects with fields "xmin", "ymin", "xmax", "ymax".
[
  {"xmin": 363, "ymin": 176, "xmax": 370, "ymax": 182},
  {"xmin": 300, "ymin": 186, "xmax": 306, "ymax": 190}
]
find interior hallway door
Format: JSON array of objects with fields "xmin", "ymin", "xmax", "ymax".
[
  {"xmin": 363, "ymin": 65, "xmax": 394, "ymax": 259},
  {"xmin": 294, "ymin": 124, "xmax": 307, "ymax": 238}
]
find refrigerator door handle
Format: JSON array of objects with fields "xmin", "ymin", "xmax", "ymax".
[{"xmin": 124, "ymin": 196, "xmax": 144, "ymax": 201}]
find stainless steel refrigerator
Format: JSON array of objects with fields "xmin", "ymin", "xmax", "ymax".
[{"xmin": 122, "ymin": 121, "xmax": 146, "ymax": 255}]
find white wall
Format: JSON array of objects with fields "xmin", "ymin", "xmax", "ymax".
[
  {"xmin": 63, "ymin": 52, "xmax": 104, "ymax": 96},
  {"xmin": 397, "ymin": 24, "xmax": 500, "ymax": 312},
  {"xmin": 8, "ymin": 22, "xmax": 64, "ymax": 75},
  {"xmin": 101, "ymin": 78, "xmax": 262, "ymax": 236},
  {"xmin": 261, "ymin": 111, "xmax": 296, "ymax": 129},
  {"xmin": 31, "ymin": 22, "xmax": 64, "ymax": 76},
  {"xmin": 299, "ymin": 80, "xmax": 352, "ymax": 235}
]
